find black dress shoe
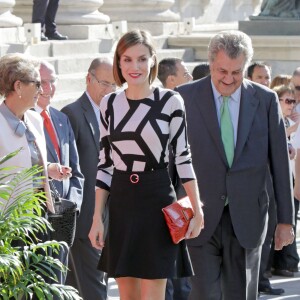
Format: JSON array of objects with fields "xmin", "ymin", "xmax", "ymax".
[
  {"xmin": 263, "ymin": 270, "xmax": 272, "ymax": 278},
  {"xmin": 289, "ymin": 266, "xmax": 299, "ymax": 272},
  {"xmin": 273, "ymin": 269, "xmax": 294, "ymax": 277},
  {"xmin": 259, "ymin": 286, "xmax": 285, "ymax": 295},
  {"xmin": 46, "ymin": 31, "xmax": 68, "ymax": 40},
  {"xmin": 40, "ymin": 33, "xmax": 48, "ymax": 41}
]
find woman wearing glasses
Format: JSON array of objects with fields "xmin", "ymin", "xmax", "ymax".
[
  {"xmin": 275, "ymin": 85, "xmax": 298, "ymax": 138},
  {"xmin": 272, "ymin": 84, "xmax": 300, "ymax": 278},
  {"xmin": 0, "ymin": 53, "xmax": 69, "ymax": 212}
]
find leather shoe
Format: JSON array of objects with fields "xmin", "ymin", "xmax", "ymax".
[
  {"xmin": 289, "ymin": 266, "xmax": 299, "ymax": 272},
  {"xmin": 273, "ymin": 269, "xmax": 294, "ymax": 277},
  {"xmin": 263, "ymin": 270, "xmax": 272, "ymax": 278},
  {"xmin": 40, "ymin": 33, "xmax": 48, "ymax": 41},
  {"xmin": 46, "ymin": 31, "xmax": 68, "ymax": 40},
  {"xmin": 259, "ymin": 286, "xmax": 285, "ymax": 295}
]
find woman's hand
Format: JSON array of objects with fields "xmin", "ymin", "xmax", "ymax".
[
  {"xmin": 47, "ymin": 163, "xmax": 72, "ymax": 181},
  {"xmin": 89, "ymin": 217, "xmax": 105, "ymax": 250},
  {"xmin": 185, "ymin": 208, "xmax": 204, "ymax": 240}
]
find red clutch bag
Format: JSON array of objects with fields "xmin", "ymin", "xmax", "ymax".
[{"xmin": 162, "ymin": 196, "xmax": 194, "ymax": 244}]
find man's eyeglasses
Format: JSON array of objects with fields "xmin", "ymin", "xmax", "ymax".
[
  {"xmin": 41, "ymin": 78, "xmax": 58, "ymax": 85},
  {"xmin": 90, "ymin": 73, "xmax": 117, "ymax": 91},
  {"xmin": 294, "ymin": 86, "xmax": 300, "ymax": 91},
  {"xmin": 279, "ymin": 98, "xmax": 296, "ymax": 105},
  {"xmin": 22, "ymin": 80, "xmax": 42, "ymax": 90},
  {"xmin": 183, "ymin": 72, "xmax": 192, "ymax": 79}
]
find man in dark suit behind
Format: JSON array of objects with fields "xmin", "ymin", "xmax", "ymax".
[
  {"xmin": 158, "ymin": 57, "xmax": 193, "ymax": 300},
  {"xmin": 36, "ymin": 60, "xmax": 84, "ymax": 286},
  {"xmin": 32, "ymin": 0, "xmax": 68, "ymax": 41},
  {"xmin": 176, "ymin": 30, "xmax": 295, "ymax": 300},
  {"xmin": 61, "ymin": 57, "xmax": 116, "ymax": 300}
]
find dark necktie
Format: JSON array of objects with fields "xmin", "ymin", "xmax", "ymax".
[{"xmin": 41, "ymin": 110, "xmax": 60, "ymax": 161}]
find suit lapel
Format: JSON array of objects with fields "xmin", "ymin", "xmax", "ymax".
[
  {"xmin": 195, "ymin": 78, "xmax": 228, "ymax": 165},
  {"xmin": 80, "ymin": 95, "xmax": 100, "ymax": 152},
  {"xmin": 234, "ymin": 81, "xmax": 259, "ymax": 164}
]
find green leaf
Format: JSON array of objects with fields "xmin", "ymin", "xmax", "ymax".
[{"xmin": 0, "ymin": 151, "xmax": 82, "ymax": 300}]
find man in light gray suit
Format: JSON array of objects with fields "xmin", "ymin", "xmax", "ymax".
[
  {"xmin": 36, "ymin": 61, "xmax": 84, "ymax": 285},
  {"xmin": 61, "ymin": 57, "xmax": 116, "ymax": 300},
  {"xmin": 176, "ymin": 31, "xmax": 295, "ymax": 300}
]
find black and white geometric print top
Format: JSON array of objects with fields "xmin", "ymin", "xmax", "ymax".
[{"xmin": 96, "ymin": 87, "xmax": 196, "ymax": 191}]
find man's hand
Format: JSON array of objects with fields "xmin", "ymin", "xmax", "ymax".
[
  {"xmin": 288, "ymin": 144, "xmax": 296, "ymax": 160},
  {"xmin": 47, "ymin": 163, "xmax": 72, "ymax": 181},
  {"xmin": 274, "ymin": 223, "xmax": 294, "ymax": 250}
]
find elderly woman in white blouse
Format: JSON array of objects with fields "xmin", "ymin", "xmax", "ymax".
[{"xmin": 0, "ymin": 53, "xmax": 71, "ymax": 213}]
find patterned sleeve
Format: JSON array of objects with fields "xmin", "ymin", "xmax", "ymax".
[
  {"xmin": 168, "ymin": 91, "xmax": 196, "ymax": 183},
  {"xmin": 96, "ymin": 94, "xmax": 114, "ymax": 191}
]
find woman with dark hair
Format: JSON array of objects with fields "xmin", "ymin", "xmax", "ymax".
[{"xmin": 89, "ymin": 30, "xmax": 204, "ymax": 300}]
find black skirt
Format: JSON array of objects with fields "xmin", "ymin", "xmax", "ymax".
[{"xmin": 98, "ymin": 168, "xmax": 194, "ymax": 279}]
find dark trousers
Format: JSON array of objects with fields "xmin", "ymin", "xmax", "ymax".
[
  {"xmin": 188, "ymin": 207, "xmax": 261, "ymax": 300},
  {"xmin": 51, "ymin": 243, "xmax": 69, "ymax": 284},
  {"xmin": 258, "ymin": 177, "xmax": 277, "ymax": 288},
  {"xmin": 273, "ymin": 199, "xmax": 299, "ymax": 270},
  {"xmin": 32, "ymin": 0, "xmax": 59, "ymax": 34},
  {"xmin": 66, "ymin": 238, "xmax": 108, "ymax": 300},
  {"xmin": 165, "ymin": 277, "xmax": 191, "ymax": 300}
]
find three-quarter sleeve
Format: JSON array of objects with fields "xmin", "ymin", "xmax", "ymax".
[
  {"xmin": 168, "ymin": 92, "xmax": 196, "ymax": 183},
  {"xmin": 96, "ymin": 95, "xmax": 114, "ymax": 191}
]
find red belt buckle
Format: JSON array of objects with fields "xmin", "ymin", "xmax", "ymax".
[{"xmin": 130, "ymin": 173, "xmax": 139, "ymax": 184}]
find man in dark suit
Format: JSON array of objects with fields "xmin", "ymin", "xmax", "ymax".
[
  {"xmin": 158, "ymin": 57, "xmax": 193, "ymax": 300},
  {"xmin": 36, "ymin": 60, "xmax": 84, "ymax": 285},
  {"xmin": 176, "ymin": 30, "xmax": 295, "ymax": 300},
  {"xmin": 61, "ymin": 57, "xmax": 116, "ymax": 300},
  {"xmin": 32, "ymin": 0, "xmax": 68, "ymax": 41},
  {"xmin": 247, "ymin": 62, "xmax": 286, "ymax": 295}
]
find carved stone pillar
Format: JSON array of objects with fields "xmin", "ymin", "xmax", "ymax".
[
  {"xmin": 56, "ymin": 0, "xmax": 109, "ymax": 24},
  {"xmin": 12, "ymin": 0, "xmax": 31, "ymax": 23},
  {"xmin": 101, "ymin": 0, "xmax": 180, "ymax": 22},
  {"xmin": 0, "ymin": 0, "xmax": 22, "ymax": 27}
]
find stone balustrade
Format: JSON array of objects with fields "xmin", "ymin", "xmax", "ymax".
[
  {"xmin": 0, "ymin": 0, "xmax": 22, "ymax": 26},
  {"xmin": 11, "ymin": 0, "xmax": 180, "ymax": 28}
]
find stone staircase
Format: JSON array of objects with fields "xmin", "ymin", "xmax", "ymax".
[
  {"xmin": 0, "ymin": 21, "xmax": 243, "ymax": 109},
  {"xmin": 0, "ymin": 27, "xmax": 197, "ymax": 109}
]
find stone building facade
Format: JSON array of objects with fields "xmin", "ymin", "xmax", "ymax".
[{"xmin": 1, "ymin": 0, "xmax": 263, "ymax": 29}]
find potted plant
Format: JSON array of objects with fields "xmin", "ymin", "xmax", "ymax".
[{"xmin": 0, "ymin": 149, "xmax": 82, "ymax": 300}]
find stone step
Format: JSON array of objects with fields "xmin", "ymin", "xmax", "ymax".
[
  {"xmin": 0, "ymin": 34, "xmax": 169, "ymax": 58},
  {"xmin": 52, "ymin": 91, "xmax": 83, "ymax": 111},
  {"xmin": 56, "ymin": 73, "xmax": 86, "ymax": 94},
  {"xmin": 0, "ymin": 31, "xmax": 195, "ymax": 108},
  {"xmin": 157, "ymin": 48, "xmax": 195, "ymax": 63},
  {"xmin": 45, "ymin": 47, "xmax": 195, "ymax": 75},
  {"xmin": 193, "ymin": 22, "xmax": 238, "ymax": 33},
  {"xmin": 168, "ymin": 34, "xmax": 211, "ymax": 61},
  {"xmin": 47, "ymin": 54, "xmax": 113, "ymax": 75},
  {"xmin": 0, "ymin": 39, "xmax": 115, "ymax": 58},
  {"xmin": 168, "ymin": 33, "xmax": 300, "ymax": 76}
]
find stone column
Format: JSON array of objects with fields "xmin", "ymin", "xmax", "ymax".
[
  {"xmin": 0, "ymin": 0, "xmax": 22, "ymax": 27},
  {"xmin": 101, "ymin": 0, "xmax": 180, "ymax": 22},
  {"xmin": 12, "ymin": 0, "xmax": 31, "ymax": 23},
  {"xmin": 56, "ymin": 0, "xmax": 109, "ymax": 24}
]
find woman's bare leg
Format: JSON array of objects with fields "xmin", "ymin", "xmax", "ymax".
[
  {"xmin": 116, "ymin": 277, "xmax": 141, "ymax": 300},
  {"xmin": 141, "ymin": 278, "xmax": 167, "ymax": 300}
]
